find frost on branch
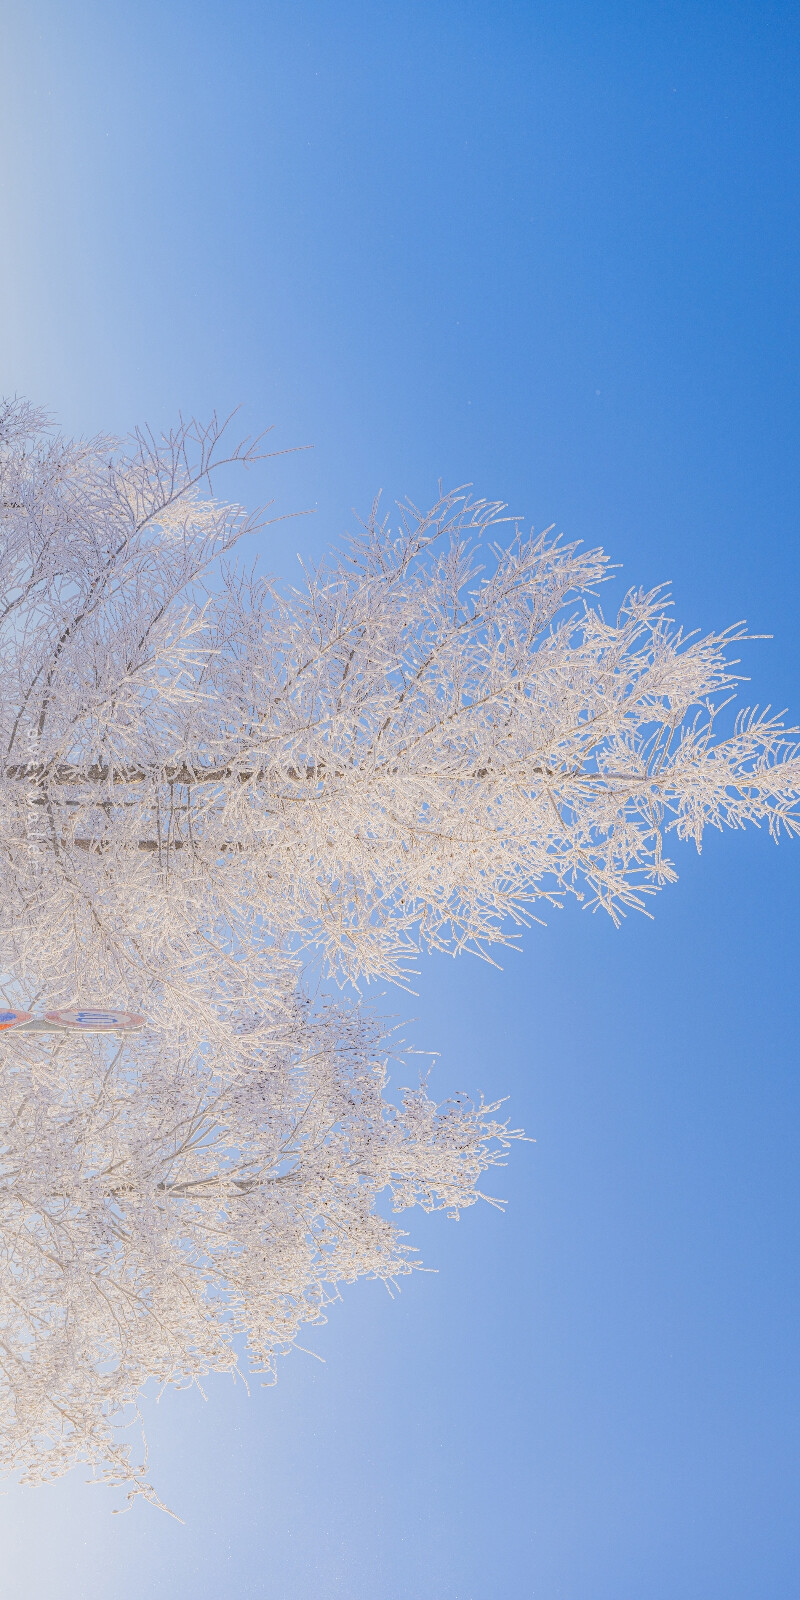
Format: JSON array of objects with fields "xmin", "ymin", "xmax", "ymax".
[
  {"xmin": 1, "ymin": 397, "xmax": 795, "ymax": 1505},
  {"xmin": 0, "ymin": 996, "xmax": 518, "ymax": 1506},
  {"xmin": 1, "ymin": 398, "xmax": 798, "ymax": 1003}
]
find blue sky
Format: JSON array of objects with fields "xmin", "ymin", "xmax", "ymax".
[{"xmin": 1, "ymin": 3, "xmax": 799, "ymax": 1596}]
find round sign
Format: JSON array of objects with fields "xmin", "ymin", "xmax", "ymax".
[
  {"xmin": 0, "ymin": 1010, "xmax": 33, "ymax": 1031},
  {"xmin": 44, "ymin": 1009, "xmax": 145, "ymax": 1032}
]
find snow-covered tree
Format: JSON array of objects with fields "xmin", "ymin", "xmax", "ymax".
[
  {"xmin": 0, "ymin": 397, "xmax": 798, "ymax": 1025},
  {"xmin": 1, "ymin": 396, "xmax": 798, "ymax": 1507},
  {"xmin": 0, "ymin": 995, "xmax": 518, "ymax": 1508}
]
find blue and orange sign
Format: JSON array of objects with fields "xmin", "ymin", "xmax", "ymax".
[
  {"xmin": 44, "ymin": 1009, "xmax": 145, "ymax": 1032},
  {"xmin": 0, "ymin": 1010, "xmax": 32, "ymax": 1030}
]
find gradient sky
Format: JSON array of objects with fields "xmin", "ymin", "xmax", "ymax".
[{"xmin": 1, "ymin": 3, "xmax": 800, "ymax": 1597}]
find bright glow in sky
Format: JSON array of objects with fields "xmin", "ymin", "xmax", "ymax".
[{"xmin": 1, "ymin": 3, "xmax": 799, "ymax": 1596}]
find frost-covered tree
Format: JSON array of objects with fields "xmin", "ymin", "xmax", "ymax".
[
  {"xmin": 1, "ymin": 397, "xmax": 799, "ymax": 1508},
  {"xmin": 0, "ymin": 994, "xmax": 518, "ymax": 1508},
  {"xmin": 0, "ymin": 397, "xmax": 798, "ymax": 1025}
]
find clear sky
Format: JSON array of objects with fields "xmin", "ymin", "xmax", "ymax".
[{"xmin": 1, "ymin": 3, "xmax": 800, "ymax": 1596}]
